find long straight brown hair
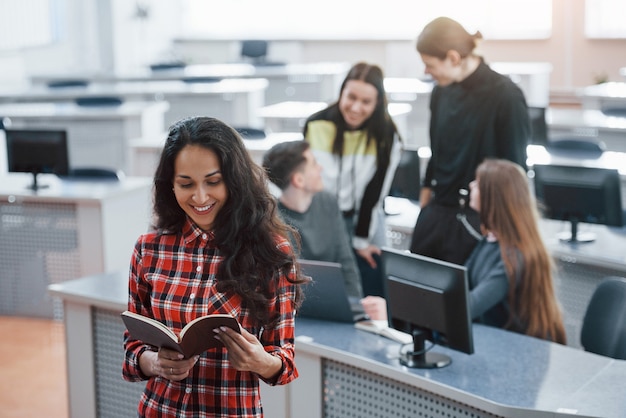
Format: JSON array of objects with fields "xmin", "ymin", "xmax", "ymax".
[{"xmin": 476, "ymin": 159, "xmax": 566, "ymax": 344}]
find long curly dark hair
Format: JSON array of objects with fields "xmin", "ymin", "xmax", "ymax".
[{"xmin": 152, "ymin": 116, "xmax": 305, "ymax": 327}]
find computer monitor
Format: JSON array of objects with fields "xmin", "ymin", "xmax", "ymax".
[
  {"xmin": 5, "ymin": 128, "xmax": 70, "ymax": 190},
  {"xmin": 381, "ymin": 248, "xmax": 474, "ymax": 369},
  {"xmin": 528, "ymin": 106, "xmax": 548, "ymax": 146},
  {"xmin": 388, "ymin": 146, "xmax": 421, "ymax": 202},
  {"xmin": 532, "ymin": 163, "xmax": 623, "ymax": 243},
  {"xmin": 241, "ymin": 40, "xmax": 268, "ymax": 64}
]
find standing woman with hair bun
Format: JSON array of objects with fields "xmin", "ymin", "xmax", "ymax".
[{"xmin": 409, "ymin": 16, "xmax": 531, "ymax": 266}]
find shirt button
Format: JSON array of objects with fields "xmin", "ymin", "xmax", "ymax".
[
  {"xmin": 202, "ymin": 233, "xmax": 208, "ymax": 240},
  {"xmin": 196, "ymin": 265, "xmax": 202, "ymax": 272},
  {"xmin": 189, "ymin": 293, "xmax": 195, "ymax": 300},
  {"xmin": 185, "ymin": 387, "xmax": 192, "ymax": 394}
]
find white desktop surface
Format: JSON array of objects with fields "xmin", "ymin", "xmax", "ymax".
[
  {"xmin": 30, "ymin": 62, "xmax": 351, "ymax": 84},
  {"xmin": 0, "ymin": 78, "xmax": 268, "ymax": 102},
  {"xmin": 129, "ymin": 131, "xmax": 304, "ymax": 176},
  {"xmin": 1, "ymin": 101, "xmax": 169, "ymax": 173},
  {"xmin": 0, "ymin": 100, "xmax": 169, "ymax": 120},
  {"xmin": 258, "ymin": 101, "xmax": 412, "ymax": 119},
  {"xmin": 578, "ymin": 81, "xmax": 626, "ymax": 100}
]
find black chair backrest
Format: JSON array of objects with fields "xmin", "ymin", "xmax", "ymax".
[
  {"xmin": 601, "ymin": 107, "xmax": 626, "ymax": 117},
  {"xmin": 241, "ymin": 40, "xmax": 268, "ymax": 61},
  {"xmin": 75, "ymin": 96, "xmax": 123, "ymax": 107},
  {"xmin": 581, "ymin": 276, "xmax": 626, "ymax": 359},
  {"xmin": 546, "ymin": 137, "xmax": 606, "ymax": 158},
  {"xmin": 47, "ymin": 79, "xmax": 89, "ymax": 89},
  {"xmin": 234, "ymin": 127, "xmax": 266, "ymax": 140},
  {"xmin": 68, "ymin": 167, "xmax": 123, "ymax": 180}
]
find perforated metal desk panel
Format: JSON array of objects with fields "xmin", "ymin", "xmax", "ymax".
[
  {"xmin": 49, "ymin": 270, "xmax": 626, "ymax": 418},
  {"xmin": 1, "ymin": 173, "xmax": 152, "ymax": 319}
]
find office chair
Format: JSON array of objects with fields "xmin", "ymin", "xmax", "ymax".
[
  {"xmin": 240, "ymin": 40, "xmax": 284, "ymax": 66},
  {"xmin": 385, "ymin": 147, "xmax": 421, "ymax": 215},
  {"xmin": 601, "ymin": 107, "xmax": 626, "ymax": 118},
  {"xmin": 75, "ymin": 96, "xmax": 123, "ymax": 107},
  {"xmin": 545, "ymin": 137, "xmax": 606, "ymax": 159},
  {"xmin": 528, "ymin": 106, "xmax": 548, "ymax": 146},
  {"xmin": 47, "ymin": 79, "xmax": 89, "ymax": 89},
  {"xmin": 234, "ymin": 127, "xmax": 266, "ymax": 140},
  {"xmin": 580, "ymin": 276, "xmax": 626, "ymax": 360},
  {"xmin": 67, "ymin": 167, "xmax": 124, "ymax": 180}
]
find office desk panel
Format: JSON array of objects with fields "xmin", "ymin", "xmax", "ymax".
[
  {"xmin": 29, "ymin": 62, "xmax": 350, "ymax": 105},
  {"xmin": 0, "ymin": 78, "xmax": 268, "ymax": 130},
  {"xmin": 547, "ymin": 107, "xmax": 626, "ymax": 153},
  {"xmin": 0, "ymin": 101, "xmax": 168, "ymax": 173},
  {"xmin": 129, "ymin": 131, "xmax": 304, "ymax": 176},
  {"xmin": 577, "ymin": 81, "xmax": 626, "ymax": 110},
  {"xmin": 1, "ymin": 174, "xmax": 152, "ymax": 319},
  {"xmin": 258, "ymin": 101, "xmax": 412, "ymax": 141},
  {"xmin": 49, "ymin": 270, "xmax": 626, "ymax": 418}
]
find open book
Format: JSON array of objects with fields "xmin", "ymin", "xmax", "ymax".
[
  {"xmin": 354, "ymin": 320, "xmax": 413, "ymax": 345},
  {"xmin": 121, "ymin": 310, "xmax": 241, "ymax": 358}
]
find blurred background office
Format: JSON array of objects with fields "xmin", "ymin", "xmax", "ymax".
[{"xmin": 1, "ymin": 0, "xmax": 625, "ymax": 93}]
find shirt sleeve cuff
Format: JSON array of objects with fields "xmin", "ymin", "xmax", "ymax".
[{"xmin": 352, "ymin": 236, "xmax": 369, "ymax": 250}]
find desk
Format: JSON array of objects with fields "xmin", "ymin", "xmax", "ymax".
[
  {"xmin": 546, "ymin": 107, "xmax": 626, "ymax": 153},
  {"xmin": 577, "ymin": 81, "xmax": 626, "ymax": 111},
  {"xmin": 1, "ymin": 173, "xmax": 152, "ymax": 319},
  {"xmin": 49, "ymin": 270, "xmax": 626, "ymax": 418},
  {"xmin": 0, "ymin": 78, "xmax": 268, "ymax": 129},
  {"xmin": 129, "ymin": 131, "xmax": 303, "ymax": 176},
  {"xmin": 385, "ymin": 145, "xmax": 626, "ymax": 350},
  {"xmin": 258, "ymin": 101, "xmax": 412, "ymax": 140},
  {"xmin": 29, "ymin": 62, "xmax": 350, "ymax": 105},
  {"xmin": 0, "ymin": 101, "xmax": 168, "ymax": 173}
]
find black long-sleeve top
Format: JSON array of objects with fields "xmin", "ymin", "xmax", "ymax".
[{"xmin": 425, "ymin": 59, "xmax": 530, "ymax": 207}]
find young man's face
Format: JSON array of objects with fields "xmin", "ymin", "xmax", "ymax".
[{"xmin": 297, "ymin": 149, "xmax": 324, "ymax": 193}]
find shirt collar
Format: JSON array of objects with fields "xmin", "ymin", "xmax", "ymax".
[
  {"xmin": 458, "ymin": 57, "xmax": 489, "ymax": 90},
  {"xmin": 182, "ymin": 217, "xmax": 215, "ymax": 244}
]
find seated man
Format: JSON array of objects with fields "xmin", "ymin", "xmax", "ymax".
[{"xmin": 263, "ymin": 140, "xmax": 363, "ymax": 300}]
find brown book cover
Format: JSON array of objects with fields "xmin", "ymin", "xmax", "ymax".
[{"xmin": 121, "ymin": 310, "xmax": 241, "ymax": 358}]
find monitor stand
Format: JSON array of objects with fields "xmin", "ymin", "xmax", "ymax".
[
  {"xmin": 558, "ymin": 218, "xmax": 595, "ymax": 243},
  {"xmin": 399, "ymin": 330, "xmax": 451, "ymax": 369},
  {"xmin": 26, "ymin": 172, "xmax": 50, "ymax": 191}
]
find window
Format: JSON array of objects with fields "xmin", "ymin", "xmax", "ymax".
[
  {"xmin": 585, "ymin": 0, "xmax": 626, "ymax": 39},
  {"xmin": 180, "ymin": 0, "xmax": 551, "ymax": 41},
  {"xmin": 0, "ymin": 0, "xmax": 62, "ymax": 51}
]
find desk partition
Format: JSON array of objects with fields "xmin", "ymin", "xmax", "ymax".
[
  {"xmin": 0, "ymin": 101, "xmax": 168, "ymax": 173},
  {"xmin": 29, "ymin": 62, "xmax": 351, "ymax": 105},
  {"xmin": 1, "ymin": 174, "xmax": 152, "ymax": 319},
  {"xmin": 49, "ymin": 270, "xmax": 626, "ymax": 418},
  {"xmin": 0, "ymin": 78, "xmax": 268, "ymax": 130},
  {"xmin": 129, "ymin": 131, "xmax": 303, "ymax": 176}
]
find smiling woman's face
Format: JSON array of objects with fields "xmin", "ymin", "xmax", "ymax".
[
  {"xmin": 339, "ymin": 79, "xmax": 378, "ymax": 129},
  {"xmin": 172, "ymin": 144, "xmax": 228, "ymax": 230}
]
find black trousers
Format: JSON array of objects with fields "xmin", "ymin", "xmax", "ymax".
[{"xmin": 409, "ymin": 203, "xmax": 481, "ymax": 266}]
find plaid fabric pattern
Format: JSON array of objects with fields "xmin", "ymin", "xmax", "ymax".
[{"xmin": 123, "ymin": 218, "xmax": 299, "ymax": 417}]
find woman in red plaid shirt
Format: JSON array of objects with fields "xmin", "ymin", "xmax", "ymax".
[{"xmin": 123, "ymin": 116, "xmax": 306, "ymax": 417}]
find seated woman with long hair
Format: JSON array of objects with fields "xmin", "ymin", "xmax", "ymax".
[{"xmin": 466, "ymin": 158, "xmax": 566, "ymax": 344}]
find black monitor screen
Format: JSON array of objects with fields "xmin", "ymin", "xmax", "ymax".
[
  {"xmin": 241, "ymin": 40, "xmax": 267, "ymax": 60},
  {"xmin": 382, "ymin": 248, "xmax": 473, "ymax": 369},
  {"xmin": 388, "ymin": 146, "xmax": 420, "ymax": 202},
  {"xmin": 533, "ymin": 164, "xmax": 623, "ymax": 242},
  {"xmin": 5, "ymin": 128, "xmax": 70, "ymax": 190}
]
